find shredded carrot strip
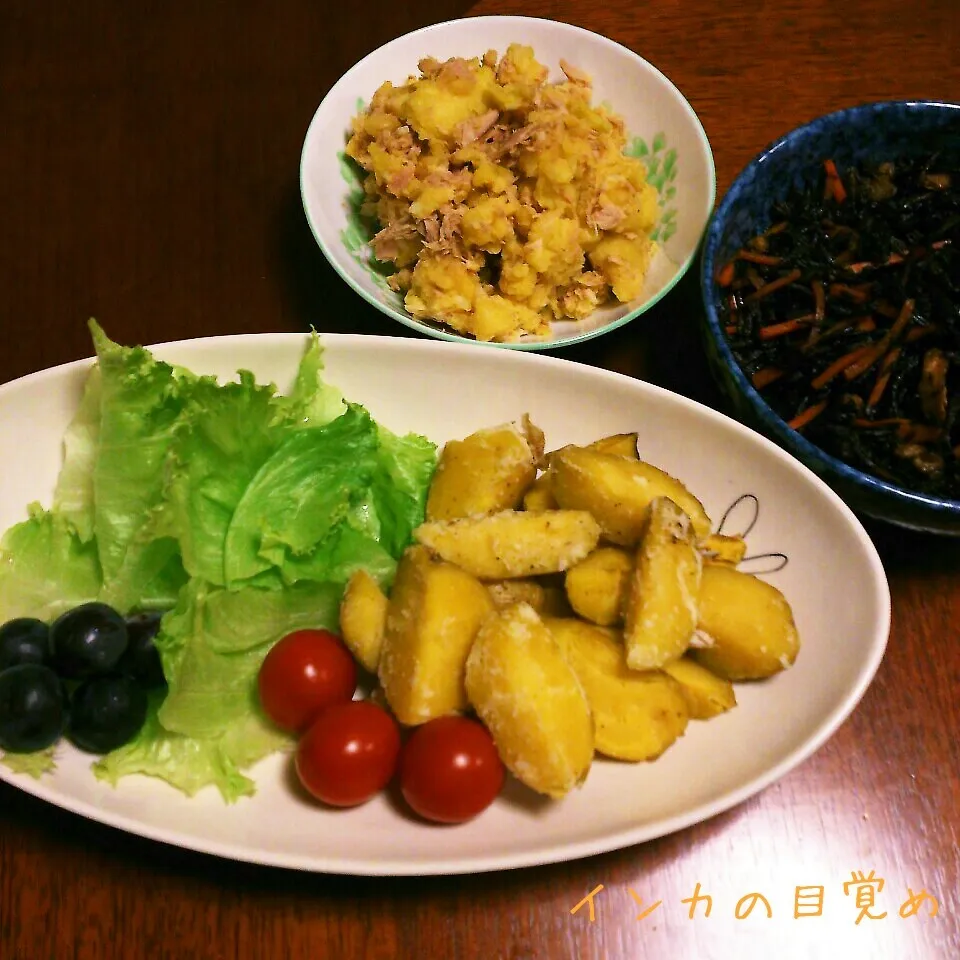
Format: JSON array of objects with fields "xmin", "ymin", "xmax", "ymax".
[
  {"xmin": 847, "ymin": 252, "xmax": 905, "ymax": 274},
  {"xmin": 738, "ymin": 249, "xmax": 784, "ymax": 266},
  {"xmin": 853, "ymin": 418, "xmax": 908, "ymax": 429},
  {"xmin": 788, "ymin": 401, "xmax": 828, "ymax": 430},
  {"xmin": 746, "ymin": 268, "xmax": 802, "ymax": 302},
  {"xmin": 824, "ymin": 159, "xmax": 847, "ymax": 203},
  {"xmin": 717, "ymin": 261, "xmax": 736, "ymax": 287},
  {"xmin": 811, "ymin": 345, "xmax": 874, "ymax": 390},
  {"xmin": 725, "ymin": 324, "xmax": 738, "ymax": 335},
  {"xmin": 759, "ymin": 318, "xmax": 809, "ymax": 340},
  {"xmin": 867, "ymin": 348, "xmax": 901, "ymax": 408},
  {"xmin": 818, "ymin": 315, "xmax": 871, "ymax": 340},
  {"xmin": 880, "ymin": 346, "xmax": 902, "ymax": 373},
  {"xmin": 856, "ymin": 316, "xmax": 877, "ymax": 332},
  {"xmin": 829, "ymin": 282, "xmax": 872, "ymax": 303},
  {"xmin": 867, "ymin": 372, "xmax": 891, "ymax": 408},
  {"xmin": 842, "ymin": 299, "xmax": 915, "ymax": 381},
  {"xmin": 752, "ymin": 367, "xmax": 784, "ymax": 389}
]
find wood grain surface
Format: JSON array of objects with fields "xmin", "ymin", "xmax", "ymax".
[{"xmin": 1, "ymin": 2, "xmax": 958, "ymax": 958}]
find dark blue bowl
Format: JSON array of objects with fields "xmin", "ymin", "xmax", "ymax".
[{"xmin": 700, "ymin": 100, "xmax": 960, "ymax": 536}]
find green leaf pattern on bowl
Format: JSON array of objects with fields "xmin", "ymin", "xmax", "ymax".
[
  {"xmin": 624, "ymin": 131, "xmax": 679, "ymax": 244},
  {"xmin": 338, "ymin": 103, "xmax": 680, "ymax": 289},
  {"xmin": 338, "ymin": 149, "xmax": 400, "ymax": 301}
]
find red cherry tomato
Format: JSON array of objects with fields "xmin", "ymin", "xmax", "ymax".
[
  {"xmin": 295, "ymin": 700, "xmax": 401, "ymax": 807},
  {"xmin": 399, "ymin": 715, "xmax": 505, "ymax": 824},
  {"xmin": 257, "ymin": 629, "xmax": 357, "ymax": 733}
]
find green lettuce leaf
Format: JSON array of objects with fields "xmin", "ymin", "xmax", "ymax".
[
  {"xmin": 93, "ymin": 575, "xmax": 342, "ymax": 802},
  {"xmin": 0, "ymin": 326, "xmax": 439, "ymax": 802},
  {"xmin": 280, "ymin": 330, "xmax": 348, "ymax": 427},
  {"xmin": 52, "ymin": 365, "xmax": 102, "ymax": 542},
  {"xmin": 154, "ymin": 578, "xmax": 343, "ymax": 738},
  {"xmin": 93, "ymin": 692, "xmax": 291, "ymax": 803},
  {"xmin": 88, "ymin": 320, "xmax": 199, "ymax": 612},
  {"xmin": 0, "ymin": 506, "xmax": 102, "ymax": 622},
  {"xmin": 1, "ymin": 745, "xmax": 57, "ymax": 779},
  {"xmin": 223, "ymin": 405, "xmax": 381, "ymax": 586},
  {"xmin": 367, "ymin": 425, "xmax": 437, "ymax": 560},
  {"xmin": 156, "ymin": 337, "xmax": 360, "ymax": 589},
  {"xmin": 157, "ymin": 372, "xmax": 289, "ymax": 586}
]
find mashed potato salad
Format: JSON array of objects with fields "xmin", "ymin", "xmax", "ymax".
[{"xmin": 345, "ymin": 44, "xmax": 660, "ymax": 342}]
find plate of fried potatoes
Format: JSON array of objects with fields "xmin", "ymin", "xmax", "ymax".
[
  {"xmin": 0, "ymin": 333, "xmax": 889, "ymax": 875},
  {"xmin": 300, "ymin": 16, "xmax": 715, "ymax": 348}
]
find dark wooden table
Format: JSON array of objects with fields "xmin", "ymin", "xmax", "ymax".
[{"xmin": 2, "ymin": 2, "xmax": 959, "ymax": 958}]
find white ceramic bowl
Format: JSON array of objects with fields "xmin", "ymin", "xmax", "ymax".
[{"xmin": 300, "ymin": 16, "xmax": 716, "ymax": 350}]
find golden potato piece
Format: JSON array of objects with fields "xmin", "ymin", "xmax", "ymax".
[
  {"xmin": 542, "ymin": 616, "xmax": 621, "ymax": 665},
  {"xmin": 551, "ymin": 446, "xmax": 712, "ymax": 545},
  {"xmin": 564, "ymin": 546, "xmax": 633, "ymax": 626},
  {"xmin": 486, "ymin": 578, "xmax": 548, "ymax": 612},
  {"xmin": 426, "ymin": 416, "xmax": 545, "ymax": 521},
  {"xmin": 698, "ymin": 533, "xmax": 747, "ymax": 566},
  {"xmin": 662, "ymin": 657, "xmax": 737, "ymax": 719},
  {"xmin": 465, "ymin": 603, "xmax": 594, "ymax": 798},
  {"xmin": 486, "ymin": 577, "xmax": 571, "ymax": 616},
  {"xmin": 544, "ymin": 617, "xmax": 688, "ymax": 761},
  {"xmin": 414, "ymin": 509, "xmax": 601, "ymax": 580},
  {"xmin": 377, "ymin": 546, "xmax": 495, "ymax": 725},
  {"xmin": 339, "ymin": 569, "xmax": 389, "ymax": 673},
  {"xmin": 522, "ymin": 472, "xmax": 558, "ymax": 512},
  {"xmin": 545, "ymin": 433, "xmax": 640, "ymax": 467},
  {"xmin": 623, "ymin": 497, "xmax": 702, "ymax": 670},
  {"xmin": 586, "ymin": 432, "xmax": 640, "ymax": 459},
  {"xmin": 692, "ymin": 565, "xmax": 800, "ymax": 681}
]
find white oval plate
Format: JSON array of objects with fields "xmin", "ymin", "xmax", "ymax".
[{"xmin": 0, "ymin": 333, "xmax": 889, "ymax": 876}]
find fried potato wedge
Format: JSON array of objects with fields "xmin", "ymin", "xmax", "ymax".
[
  {"xmin": 522, "ymin": 472, "xmax": 559, "ymax": 512},
  {"xmin": 414, "ymin": 510, "xmax": 601, "ymax": 580},
  {"xmin": 544, "ymin": 617, "xmax": 689, "ymax": 761},
  {"xmin": 691, "ymin": 565, "xmax": 800, "ymax": 680},
  {"xmin": 378, "ymin": 546, "xmax": 495, "ymax": 725},
  {"xmin": 564, "ymin": 546, "xmax": 633, "ymax": 626},
  {"xmin": 486, "ymin": 578, "xmax": 548, "ymax": 612},
  {"xmin": 623, "ymin": 497, "xmax": 702, "ymax": 670},
  {"xmin": 585, "ymin": 432, "xmax": 640, "ymax": 459},
  {"xmin": 698, "ymin": 533, "xmax": 747, "ymax": 566},
  {"xmin": 523, "ymin": 434, "xmax": 639, "ymax": 513},
  {"xmin": 485, "ymin": 578, "xmax": 571, "ymax": 617},
  {"xmin": 426, "ymin": 416, "xmax": 545, "ymax": 521},
  {"xmin": 465, "ymin": 603, "xmax": 594, "ymax": 798},
  {"xmin": 550, "ymin": 446, "xmax": 712, "ymax": 545},
  {"xmin": 662, "ymin": 656, "xmax": 737, "ymax": 719},
  {"xmin": 339, "ymin": 569, "xmax": 389, "ymax": 673}
]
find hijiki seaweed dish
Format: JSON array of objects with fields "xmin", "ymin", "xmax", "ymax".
[{"xmin": 717, "ymin": 153, "xmax": 960, "ymax": 498}]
